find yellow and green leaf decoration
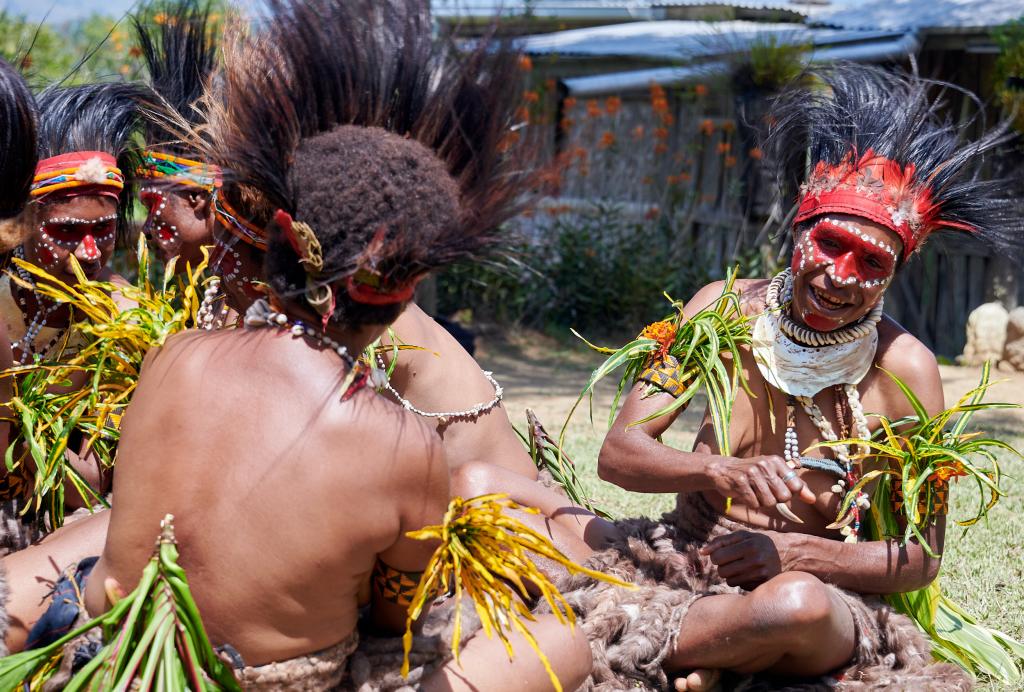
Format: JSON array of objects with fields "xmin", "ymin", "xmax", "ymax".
[
  {"xmin": 0, "ymin": 515, "xmax": 241, "ymax": 691},
  {"xmin": 817, "ymin": 363, "xmax": 1024, "ymax": 682},
  {"xmin": 562, "ymin": 267, "xmax": 752, "ymax": 460},
  {"xmin": 1, "ymin": 236, "xmax": 208, "ymax": 528}
]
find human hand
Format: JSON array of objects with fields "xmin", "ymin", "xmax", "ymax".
[
  {"xmin": 701, "ymin": 529, "xmax": 791, "ymax": 589},
  {"xmin": 705, "ymin": 455, "xmax": 815, "ymax": 509}
]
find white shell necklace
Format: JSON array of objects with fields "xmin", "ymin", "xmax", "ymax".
[
  {"xmin": 766, "ymin": 269, "xmax": 883, "ymax": 347},
  {"xmin": 374, "ymin": 353, "xmax": 504, "ymax": 426}
]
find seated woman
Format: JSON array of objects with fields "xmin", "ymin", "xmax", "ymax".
[
  {"xmin": 0, "ymin": 83, "xmax": 149, "ymax": 540},
  {"xmin": 5, "ymin": 2, "xmax": 593, "ymax": 688}
]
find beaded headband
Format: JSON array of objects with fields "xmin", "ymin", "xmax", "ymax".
[
  {"xmin": 213, "ymin": 195, "xmax": 268, "ymax": 251},
  {"xmin": 31, "ymin": 151, "xmax": 124, "ymax": 200},
  {"xmin": 795, "ymin": 148, "xmax": 976, "ymax": 260},
  {"xmin": 136, "ymin": 150, "xmax": 222, "ymax": 192}
]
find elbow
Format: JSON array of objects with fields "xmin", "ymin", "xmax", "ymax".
[
  {"xmin": 597, "ymin": 429, "xmax": 635, "ymax": 487},
  {"xmin": 922, "ymin": 554, "xmax": 941, "ymax": 587}
]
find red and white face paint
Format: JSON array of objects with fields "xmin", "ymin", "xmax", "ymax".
[
  {"xmin": 791, "ymin": 217, "xmax": 898, "ymax": 290},
  {"xmin": 35, "ymin": 214, "xmax": 117, "ymax": 271}
]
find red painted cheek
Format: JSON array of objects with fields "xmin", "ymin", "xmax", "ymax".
[
  {"xmin": 37, "ymin": 245, "xmax": 57, "ymax": 266},
  {"xmin": 790, "ymin": 244, "xmax": 803, "ymax": 274}
]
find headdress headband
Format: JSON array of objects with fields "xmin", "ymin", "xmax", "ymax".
[
  {"xmin": 31, "ymin": 151, "xmax": 124, "ymax": 200},
  {"xmin": 794, "ymin": 148, "xmax": 976, "ymax": 260},
  {"xmin": 273, "ymin": 208, "xmax": 417, "ymax": 325},
  {"xmin": 136, "ymin": 150, "xmax": 222, "ymax": 192}
]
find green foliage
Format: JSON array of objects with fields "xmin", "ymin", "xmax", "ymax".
[
  {"xmin": 994, "ymin": 15, "xmax": 1024, "ymax": 131},
  {"xmin": 562, "ymin": 269, "xmax": 752, "ymax": 457},
  {"xmin": 437, "ymin": 202, "xmax": 739, "ymax": 336},
  {"xmin": 1, "ymin": 238, "xmax": 207, "ymax": 528},
  {"xmin": 0, "ymin": 515, "xmax": 241, "ymax": 690}
]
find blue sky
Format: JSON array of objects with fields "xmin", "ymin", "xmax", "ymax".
[{"xmin": 4, "ymin": 1, "xmax": 138, "ymax": 23}]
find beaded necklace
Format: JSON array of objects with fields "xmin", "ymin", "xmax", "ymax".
[
  {"xmin": 374, "ymin": 353, "xmax": 504, "ymax": 426},
  {"xmin": 10, "ymin": 246, "xmax": 65, "ymax": 364},
  {"xmin": 762, "ymin": 269, "xmax": 876, "ymax": 541}
]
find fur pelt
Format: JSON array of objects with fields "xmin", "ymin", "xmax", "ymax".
[
  {"xmin": 342, "ymin": 597, "xmax": 481, "ymax": 691},
  {"xmin": 0, "ymin": 560, "xmax": 9, "ymax": 658},
  {"xmin": 543, "ymin": 494, "xmax": 972, "ymax": 691},
  {"xmin": 0, "ymin": 499, "xmax": 47, "ymax": 557}
]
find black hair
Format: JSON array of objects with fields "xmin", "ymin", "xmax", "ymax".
[
  {"xmin": 0, "ymin": 58, "xmax": 37, "ymax": 219},
  {"xmin": 35, "ymin": 82, "xmax": 155, "ymax": 245},
  {"xmin": 132, "ymin": 0, "xmax": 218, "ymax": 150},
  {"xmin": 206, "ymin": 0, "xmax": 537, "ymax": 328},
  {"xmin": 765, "ymin": 63, "xmax": 1022, "ymax": 260}
]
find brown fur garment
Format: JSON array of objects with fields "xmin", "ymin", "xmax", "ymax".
[
  {"xmin": 0, "ymin": 499, "xmax": 47, "ymax": 557},
  {"xmin": 541, "ymin": 495, "xmax": 972, "ymax": 691}
]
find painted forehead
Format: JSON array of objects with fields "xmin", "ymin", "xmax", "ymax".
[{"xmin": 807, "ymin": 217, "xmax": 900, "ymax": 258}]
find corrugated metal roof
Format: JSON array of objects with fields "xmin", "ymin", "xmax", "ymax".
[
  {"xmin": 518, "ymin": 19, "xmax": 901, "ymax": 59},
  {"xmin": 811, "ymin": 0, "xmax": 1024, "ymax": 30},
  {"xmin": 561, "ymin": 29, "xmax": 917, "ymax": 94},
  {"xmin": 431, "ymin": 1, "xmax": 840, "ymax": 18}
]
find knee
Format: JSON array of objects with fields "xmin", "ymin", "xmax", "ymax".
[
  {"xmin": 558, "ymin": 621, "xmax": 594, "ymax": 689},
  {"xmin": 449, "ymin": 461, "xmax": 497, "ymax": 499},
  {"xmin": 753, "ymin": 572, "xmax": 834, "ymax": 635}
]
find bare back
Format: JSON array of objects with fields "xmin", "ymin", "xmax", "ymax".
[
  {"xmin": 85, "ymin": 327, "xmax": 448, "ymax": 665},
  {"xmin": 382, "ymin": 303, "xmax": 536, "ymax": 478}
]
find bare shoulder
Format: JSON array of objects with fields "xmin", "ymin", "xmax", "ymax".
[
  {"xmin": 684, "ymin": 277, "xmax": 769, "ymax": 319},
  {"xmin": 874, "ymin": 316, "xmax": 944, "ymax": 415}
]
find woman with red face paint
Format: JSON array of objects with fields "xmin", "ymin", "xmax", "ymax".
[
  {"xmin": 520, "ymin": 65, "xmax": 1024, "ymax": 691},
  {"xmin": 0, "ymin": 83, "xmax": 150, "ymax": 541}
]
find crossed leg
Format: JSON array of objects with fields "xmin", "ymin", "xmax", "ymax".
[{"xmin": 666, "ymin": 571, "xmax": 856, "ymax": 689}]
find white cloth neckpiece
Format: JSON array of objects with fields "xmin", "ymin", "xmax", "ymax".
[{"xmin": 752, "ymin": 310, "xmax": 877, "ymax": 397}]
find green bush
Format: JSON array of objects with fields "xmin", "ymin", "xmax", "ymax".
[{"xmin": 438, "ymin": 202, "xmax": 754, "ymax": 336}]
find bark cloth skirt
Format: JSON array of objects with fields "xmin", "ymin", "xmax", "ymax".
[{"xmin": 539, "ymin": 492, "xmax": 972, "ymax": 691}]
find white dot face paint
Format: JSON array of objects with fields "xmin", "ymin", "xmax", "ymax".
[{"xmin": 792, "ymin": 217, "xmax": 897, "ymax": 291}]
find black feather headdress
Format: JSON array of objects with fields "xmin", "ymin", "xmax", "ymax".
[
  {"xmin": 765, "ymin": 64, "xmax": 1021, "ymax": 261},
  {"xmin": 204, "ymin": 0, "xmax": 537, "ymax": 326},
  {"xmin": 133, "ymin": 0, "xmax": 218, "ymax": 150},
  {"xmin": 0, "ymin": 58, "xmax": 37, "ymax": 219},
  {"xmin": 35, "ymin": 82, "xmax": 155, "ymax": 243}
]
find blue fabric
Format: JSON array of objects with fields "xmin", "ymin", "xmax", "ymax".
[{"xmin": 25, "ymin": 555, "xmax": 98, "ymax": 650}]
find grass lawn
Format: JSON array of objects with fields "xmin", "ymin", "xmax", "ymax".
[{"xmin": 478, "ymin": 332, "xmax": 1024, "ymax": 691}]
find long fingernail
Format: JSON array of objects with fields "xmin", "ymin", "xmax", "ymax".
[{"xmin": 776, "ymin": 502, "xmax": 804, "ymax": 523}]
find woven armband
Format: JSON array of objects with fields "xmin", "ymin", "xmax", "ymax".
[
  {"xmin": 372, "ymin": 560, "xmax": 433, "ymax": 607},
  {"xmin": 637, "ymin": 354, "xmax": 689, "ymax": 398},
  {"xmin": 890, "ymin": 479, "xmax": 948, "ymax": 516}
]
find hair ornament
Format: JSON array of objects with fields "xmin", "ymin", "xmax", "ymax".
[
  {"xmin": 31, "ymin": 151, "xmax": 125, "ymax": 200},
  {"xmin": 137, "ymin": 150, "xmax": 222, "ymax": 192},
  {"xmin": 345, "ymin": 269, "xmax": 419, "ymax": 306},
  {"xmin": 274, "ymin": 208, "xmax": 324, "ymax": 273}
]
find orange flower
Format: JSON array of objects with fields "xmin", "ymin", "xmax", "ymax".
[
  {"xmin": 599, "ymin": 131, "xmax": 616, "ymax": 149},
  {"xmin": 586, "ymin": 99, "xmax": 602, "ymax": 118},
  {"xmin": 678, "ymin": 171, "xmax": 692, "ymax": 182},
  {"xmin": 516, "ymin": 106, "xmax": 531, "ymax": 122},
  {"xmin": 748, "ymin": 147, "xmax": 763, "ymax": 161},
  {"xmin": 154, "ymin": 12, "xmax": 167, "ymax": 24},
  {"xmin": 667, "ymin": 175, "xmax": 679, "ymax": 186},
  {"xmin": 605, "ymin": 96, "xmax": 622, "ymax": 115},
  {"xmin": 721, "ymin": 121, "xmax": 736, "ymax": 134},
  {"xmin": 518, "ymin": 55, "xmax": 533, "ymax": 72},
  {"xmin": 651, "ymin": 97, "xmax": 669, "ymax": 114},
  {"xmin": 694, "ymin": 83, "xmax": 709, "ymax": 97},
  {"xmin": 930, "ymin": 463, "xmax": 967, "ymax": 482},
  {"xmin": 560, "ymin": 116, "xmax": 575, "ymax": 130},
  {"xmin": 545, "ymin": 78, "xmax": 557, "ymax": 90},
  {"xmin": 129, "ymin": 46, "xmax": 142, "ymax": 58},
  {"xmin": 654, "ymin": 127, "xmax": 669, "ymax": 140},
  {"xmin": 645, "ymin": 206, "xmax": 660, "ymax": 221},
  {"xmin": 632, "ymin": 125, "xmax": 645, "ymax": 140},
  {"xmin": 641, "ymin": 319, "xmax": 675, "ymax": 351},
  {"xmin": 654, "ymin": 142, "xmax": 668, "ymax": 155},
  {"xmin": 573, "ymin": 146, "xmax": 589, "ymax": 161},
  {"xmin": 724, "ymin": 155, "xmax": 737, "ymax": 168},
  {"xmin": 497, "ymin": 130, "xmax": 521, "ymax": 153},
  {"xmin": 524, "ymin": 90, "xmax": 540, "ymax": 103},
  {"xmin": 119, "ymin": 64, "xmax": 131, "ymax": 76},
  {"xmin": 563, "ymin": 96, "xmax": 578, "ymax": 111},
  {"xmin": 700, "ymin": 119, "xmax": 715, "ymax": 136},
  {"xmin": 716, "ymin": 141, "xmax": 732, "ymax": 154},
  {"xmin": 660, "ymin": 112, "xmax": 675, "ymax": 127}
]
